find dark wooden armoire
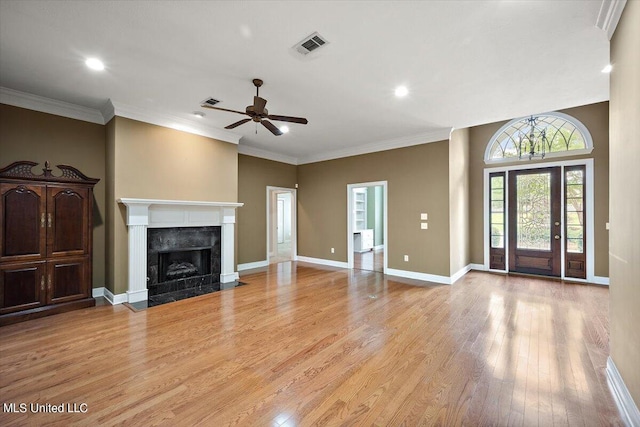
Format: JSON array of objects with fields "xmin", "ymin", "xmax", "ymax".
[{"xmin": 0, "ymin": 161, "xmax": 99, "ymax": 326}]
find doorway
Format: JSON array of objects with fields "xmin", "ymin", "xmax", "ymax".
[
  {"xmin": 508, "ymin": 167, "xmax": 561, "ymax": 276},
  {"xmin": 485, "ymin": 160, "xmax": 591, "ymax": 281},
  {"xmin": 267, "ymin": 187, "xmax": 296, "ymax": 264},
  {"xmin": 347, "ymin": 181, "xmax": 388, "ymax": 273}
]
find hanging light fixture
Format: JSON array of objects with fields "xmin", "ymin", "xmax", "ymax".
[{"xmin": 518, "ymin": 116, "xmax": 549, "ymax": 160}]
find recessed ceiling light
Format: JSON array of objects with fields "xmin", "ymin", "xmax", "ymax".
[
  {"xmin": 193, "ymin": 111, "xmax": 205, "ymax": 118},
  {"xmin": 280, "ymin": 125, "xmax": 290, "ymax": 134},
  {"xmin": 85, "ymin": 57, "xmax": 105, "ymax": 71},
  {"xmin": 395, "ymin": 85, "xmax": 408, "ymax": 97},
  {"xmin": 602, "ymin": 64, "xmax": 612, "ymax": 73}
]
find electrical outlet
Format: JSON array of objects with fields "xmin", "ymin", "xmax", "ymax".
[
  {"xmin": 331, "ymin": 247, "xmax": 335, "ymax": 253},
  {"xmin": 421, "ymin": 222, "xmax": 428, "ymax": 230},
  {"xmin": 420, "ymin": 213, "xmax": 428, "ymax": 220},
  {"xmin": 404, "ymin": 255, "xmax": 409, "ymax": 262}
]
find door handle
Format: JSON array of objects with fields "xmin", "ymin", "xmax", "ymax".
[
  {"xmin": 41, "ymin": 275, "xmax": 45, "ymax": 291},
  {"xmin": 554, "ymin": 235, "xmax": 561, "ymax": 240},
  {"xmin": 47, "ymin": 213, "xmax": 52, "ymax": 228},
  {"xmin": 41, "ymin": 213, "xmax": 45, "ymax": 228},
  {"xmin": 554, "ymin": 221, "xmax": 560, "ymax": 226}
]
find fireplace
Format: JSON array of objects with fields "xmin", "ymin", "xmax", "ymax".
[
  {"xmin": 147, "ymin": 226, "xmax": 220, "ymax": 297},
  {"xmin": 118, "ymin": 198, "xmax": 243, "ymax": 303},
  {"xmin": 160, "ymin": 249, "xmax": 211, "ymax": 281}
]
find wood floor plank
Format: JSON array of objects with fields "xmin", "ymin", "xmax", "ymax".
[{"xmin": 0, "ymin": 265, "xmax": 623, "ymax": 426}]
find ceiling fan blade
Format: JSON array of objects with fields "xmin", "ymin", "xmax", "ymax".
[
  {"xmin": 254, "ymin": 96, "xmax": 267, "ymax": 114},
  {"xmin": 261, "ymin": 120, "xmax": 283, "ymax": 136},
  {"xmin": 200, "ymin": 105, "xmax": 247, "ymax": 115},
  {"xmin": 225, "ymin": 118, "xmax": 252, "ymax": 129},
  {"xmin": 267, "ymin": 115, "xmax": 308, "ymax": 125}
]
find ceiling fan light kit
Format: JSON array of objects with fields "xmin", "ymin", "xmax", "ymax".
[{"xmin": 201, "ymin": 78, "xmax": 308, "ymax": 136}]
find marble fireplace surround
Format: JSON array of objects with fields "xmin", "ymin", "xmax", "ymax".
[{"xmin": 118, "ymin": 198, "xmax": 243, "ymax": 303}]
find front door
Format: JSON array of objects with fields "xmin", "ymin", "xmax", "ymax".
[{"xmin": 508, "ymin": 167, "xmax": 561, "ymax": 276}]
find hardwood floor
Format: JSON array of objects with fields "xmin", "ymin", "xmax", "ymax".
[
  {"xmin": 354, "ymin": 248, "xmax": 384, "ymax": 272},
  {"xmin": 0, "ymin": 263, "xmax": 622, "ymax": 426}
]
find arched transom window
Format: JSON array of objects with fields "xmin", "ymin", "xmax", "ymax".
[{"xmin": 485, "ymin": 112, "xmax": 593, "ymax": 164}]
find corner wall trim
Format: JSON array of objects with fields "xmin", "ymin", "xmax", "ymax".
[
  {"xmin": 92, "ymin": 287, "xmax": 105, "ymax": 298},
  {"xmin": 385, "ymin": 268, "xmax": 452, "ymax": 285},
  {"xmin": 103, "ymin": 288, "xmax": 127, "ymax": 305},
  {"xmin": 450, "ymin": 264, "xmax": 472, "ymax": 284},
  {"xmin": 296, "ymin": 256, "xmax": 349, "ymax": 269},
  {"xmin": 593, "ymin": 276, "xmax": 610, "ymax": 286},
  {"xmin": 469, "ymin": 263, "xmax": 486, "ymax": 271},
  {"xmin": 607, "ymin": 356, "xmax": 640, "ymax": 426},
  {"xmin": 238, "ymin": 260, "xmax": 270, "ymax": 271}
]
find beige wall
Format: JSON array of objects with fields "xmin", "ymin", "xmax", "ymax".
[
  {"xmin": 449, "ymin": 128, "xmax": 470, "ymax": 275},
  {"xmin": 468, "ymin": 102, "xmax": 610, "ymax": 278},
  {"xmin": 609, "ymin": 0, "xmax": 640, "ymax": 408},
  {"xmin": 0, "ymin": 104, "xmax": 107, "ymax": 289},
  {"xmin": 105, "ymin": 119, "xmax": 116, "ymax": 294},
  {"xmin": 108, "ymin": 116, "xmax": 238, "ymax": 294},
  {"xmin": 237, "ymin": 154, "xmax": 297, "ymax": 265},
  {"xmin": 297, "ymin": 142, "xmax": 451, "ymax": 276}
]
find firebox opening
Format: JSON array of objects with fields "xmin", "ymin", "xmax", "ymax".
[{"xmin": 158, "ymin": 247, "xmax": 212, "ymax": 282}]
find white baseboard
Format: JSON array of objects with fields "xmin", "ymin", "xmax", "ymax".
[
  {"xmin": 126, "ymin": 289, "xmax": 148, "ymax": 303},
  {"xmin": 104, "ymin": 288, "xmax": 127, "ymax": 305},
  {"xmin": 469, "ymin": 263, "xmax": 485, "ymax": 271},
  {"xmin": 373, "ymin": 245, "xmax": 384, "ymax": 250},
  {"xmin": 296, "ymin": 256, "xmax": 349, "ymax": 269},
  {"xmin": 220, "ymin": 272, "xmax": 239, "ymax": 283},
  {"xmin": 450, "ymin": 264, "xmax": 472, "ymax": 284},
  {"xmin": 607, "ymin": 356, "xmax": 640, "ymax": 427},
  {"xmin": 237, "ymin": 260, "xmax": 269, "ymax": 271},
  {"xmin": 92, "ymin": 287, "xmax": 105, "ymax": 298},
  {"xmin": 385, "ymin": 268, "xmax": 452, "ymax": 285},
  {"xmin": 593, "ymin": 275, "xmax": 610, "ymax": 286}
]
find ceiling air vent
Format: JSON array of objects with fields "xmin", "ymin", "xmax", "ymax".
[
  {"xmin": 202, "ymin": 97, "xmax": 220, "ymax": 106},
  {"xmin": 294, "ymin": 32, "xmax": 329, "ymax": 55}
]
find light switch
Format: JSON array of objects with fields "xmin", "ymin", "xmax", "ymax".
[
  {"xmin": 606, "ymin": 222, "xmax": 610, "ymax": 230},
  {"xmin": 420, "ymin": 213, "xmax": 428, "ymax": 220},
  {"xmin": 421, "ymin": 222, "xmax": 428, "ymax": 230}
]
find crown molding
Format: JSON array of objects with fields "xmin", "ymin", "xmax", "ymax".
[
  {"xmin": 100, "ymin": 99, "xmax": 115, "ymax": 123},
  {"xmin": 596, "ymin": 0, "xmax": 627, "ymax": 40},
  {"xmin": 0, "ymin": 87, "xmax": 105, "ymax": 124},
  {"xmin": 110, "ymin": 101, "xmax": 241, "ymax": 144},
  {"xmin": 237, "ymin": 145, "xmax": 299, "ymax": 165},
  {"xmin": 0, "ymin": 87, "xmax": 241, "ymax": 144},
  {"xmin": 2, "ymin": 87, "xmax": 452, "ymax": 161},
  {"xmin": 297, "ymin": 128, "xmax": 452, "ymax": 165}
]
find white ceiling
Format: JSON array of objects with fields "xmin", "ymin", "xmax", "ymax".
[{"xmin": 0, "ymin": 1, "xmax": 611, "ymax": 164}]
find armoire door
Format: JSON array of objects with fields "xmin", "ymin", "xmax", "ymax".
[
  {"xmin": 47, "ymin": 257, "xmax": 90, "ymax": 304},
  {"xmin": 0, "ymin": 183, "xmax": 47, "ymax": 262},
  {"xmin": 46, "ymin": 185, "xmax": 90, "ymax": 257},
  {"xmin": 0, "ymin": 261, "xmax": 46, "ymax": 314}
]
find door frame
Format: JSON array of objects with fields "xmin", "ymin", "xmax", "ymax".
[
  {"xmin": 483, "ymin": 158, "xmax": 595, "ymax": 282},
  {"xmin": 347, "ymin": 181, "xmax": 388, "ymax": 273},
  {"xmin": 266, "ymin": 186, "xmax": 297, "ymax": 263}
]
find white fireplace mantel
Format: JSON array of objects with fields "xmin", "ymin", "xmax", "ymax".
[{"xmin": 118, "ymin": 198, "xmax": 243, "ymax": 303}]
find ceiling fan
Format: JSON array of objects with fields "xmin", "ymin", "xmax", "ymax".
[{"xmin": 201, "ymin": 79, "xmax": 308, "ymax": 136}]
